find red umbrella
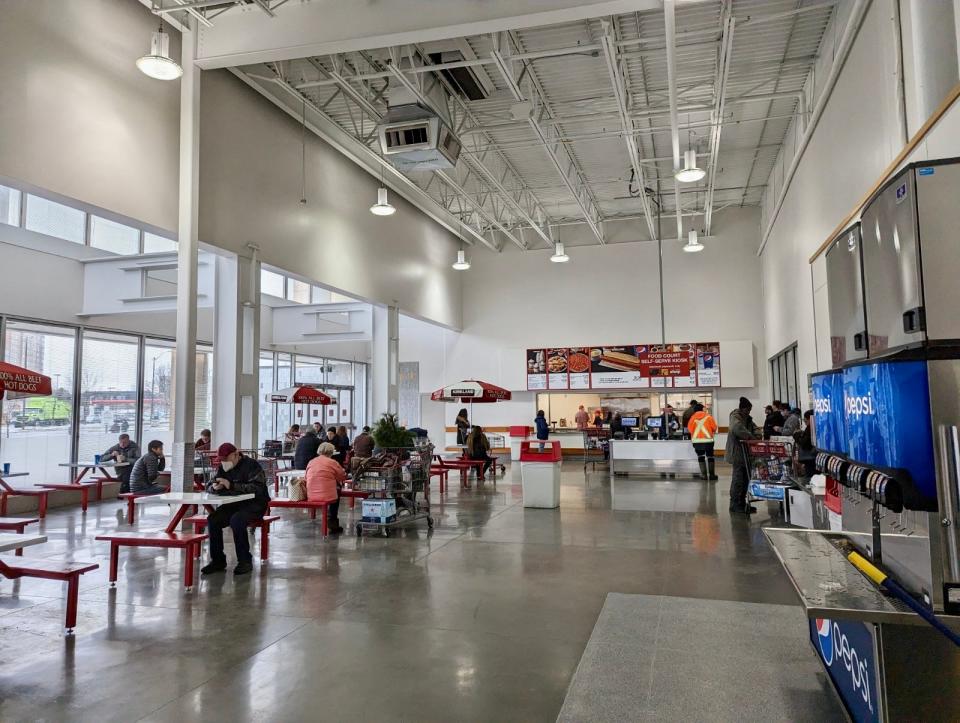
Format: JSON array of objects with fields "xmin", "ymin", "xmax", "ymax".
[
  {"xmin": 0, "ymin": 361, "xmax": 52, "ymax": 399},
  {"xmin": 430, "ymin": 380, "xmax": 511, "ymax": 403},
  {"xmin": 270, "ymin": 386, "xmax": 335, "ymax": 405}
]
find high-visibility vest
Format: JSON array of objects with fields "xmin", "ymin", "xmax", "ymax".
[{"xmin": 689, "ymin": 411, "xmax": 717, "ymax": 442}]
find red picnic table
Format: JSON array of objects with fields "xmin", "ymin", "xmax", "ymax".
[
  {"xmin": 434, "ymin": 455, "xmax": 495, "ymax": 488},
  {"xmin": 0, "ymin": 472, "xmax": 49, "ymax": 517},
  {"xmin": 37, "ymin": 461, "xmax": 130, "ymax": 511}
]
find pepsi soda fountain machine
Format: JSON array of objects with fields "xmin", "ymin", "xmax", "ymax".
[{"xmin": 765, "ymin": 160, "xmax": 960, "ymax": 722}]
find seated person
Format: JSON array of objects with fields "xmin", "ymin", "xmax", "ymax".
[
  {"xmin": 128, "ymin": 440, "xmax": 168, "ymax": 495},
  {"xmin": 294, "ymin": 425, "xmax": 320, "ymax": 470},
  {"xmin": 465, "ymin": 425, "xmax": 493, "ymax": 482},
  {"xmin": 102, "ymin": 433, "xmax": 140, "ymax": 493},
  {"xmin": 283, "ymin": 424, "xmax": 301, "ymax": 453},
  {"xmin": 195, "ymin": 428, "xmax": 212, "ymax": 452},
  {"xmin": 201, "ymin": 443, "xmax": 270, "ymax": 576},
  {"xmin": 334, "ymin": 425, "xmax": 351, "ymax": 465},
  {"xmin": 350, "ymin": 426, "xmax": 374, "ymax": 473},
  {"xmin": 305, "ymin": 442, "xmax": 346, "ymax": 535}
]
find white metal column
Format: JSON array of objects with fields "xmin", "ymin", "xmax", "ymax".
[
  {"xmin": 172, "ymin": 21, "xmax": 200, "ymax": 493},
  {"xmin": 372, "ymin": 304, "xmax": 399, "ymax": 419},
  {"xmin": 212, "ymin": 253, "xmax": 260, "ymax": 449}
]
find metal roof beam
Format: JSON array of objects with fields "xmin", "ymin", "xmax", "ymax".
[
  {"xmin": 705, "ymin": 5, "xmax": 735, "ymax": 234},
  {"xmin": 663, "ymin": 0, "xmax": 684, "ymax": 242}
]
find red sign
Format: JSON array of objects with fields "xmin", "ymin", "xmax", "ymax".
[
  {"xmin": 0, "ymin": 362, "xmax": 52, "ymax": 399},
  {"xmin": 639, "ymin": 345, "xmax": 692, "ymax": 378}
]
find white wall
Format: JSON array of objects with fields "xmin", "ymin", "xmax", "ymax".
[
  {"xmin": 400, "ymin": 207, "xmax": 767, "ymax": 432},
  {"xmin": 760, "ymin": 0, "xmax": 960, "ymax": 396}
]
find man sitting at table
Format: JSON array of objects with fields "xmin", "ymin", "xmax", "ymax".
[
  {"xmin": 129, "ymin": 440, "xmax": 168, "ymax": 495},
  {"xmin": 201, "ymin": 442, "xmax": 269, "ymax": 576},
  {"xmin": 102, "ymin": 433, "xmax": 140, "ymax": 493}
]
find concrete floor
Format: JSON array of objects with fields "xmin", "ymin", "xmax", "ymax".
[{"xmin": 0, "ymin": 463, "xmax": 809, "ymax": 722}]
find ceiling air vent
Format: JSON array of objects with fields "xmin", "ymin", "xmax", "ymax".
[{"xmin": 377, "ymin": 104, "xmax": 461, "ymax": 172}]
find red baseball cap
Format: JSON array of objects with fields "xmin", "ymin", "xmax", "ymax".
[{"xmin": 217, "ymin": 442, "xmax": 237, "ymax": 458}]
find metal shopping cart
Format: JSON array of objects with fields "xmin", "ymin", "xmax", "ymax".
[
  {"xmin": 354, "ymin": 445, "xmax": 434, "ymax": 537},
  {"xmin": 742, "ymin": 439, "xmax": 797, "ymax": 509},
  {"xmin": 583, "ymin": 429, "xmax": 610, "ymax": 471}
]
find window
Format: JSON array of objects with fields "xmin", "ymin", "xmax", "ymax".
[
  {"xmin": 77, "ymin": 331, "xmax": 140, "ymax": 461},
  {"xmin": 2, "ymin": 321, "xmax": 76, "ymax": 484},
  {"xmin": 294, "ymin": 355, "xmax": 325, "ymax": 385},
  {"xmin": 353, "ymin": 362, "xmax": 367, "ymax": 430},
  {"xmin": 142, "ymin": 341, "xmax": 175, "ymax": 449},
  {"xmin": 0, "ymin": 185, "xmax": 20, "ymax": 226},
  {"xmin": 259, "ymin": 352, "xmax": 275, "ymax": 441},
  {"xmin": 310, "ymin": 286, "xmax": 330, "ymax": 304},
  {"xmin": 286, "ymin": 279, "xmax": 311, "ymax": 304},
  {"xmin": 90, "ymin": 215, "xmax": 139, "ymax": 255},
  {"xmin": 770, "ymin": 344, "xmax": 800, "ymax": 408},
  {"xmin": 143, "ymin": 232, "xmax": 177, "ymax": 254},
  {"xmin": 25, "ymin": 194, "xmax": 86, "ymax": 243},
  {"xmin": 327, "ymin": 359, "xmax": 353, "ymax": 386},
  {"xmin": 275, "ymin": 353, "xmax": 292, "ymax": 435},
  {"xmin": 194, "ymin": 345, "xmax": 214, "ymax": 440},
  {"xmin": 260, "ymin": 269, "xmax": 284, "ymax": 298}
]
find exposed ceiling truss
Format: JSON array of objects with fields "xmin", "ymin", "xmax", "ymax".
[{"xmin": 162, "ymin": 0, "xmax": 838, "ymax": 249}]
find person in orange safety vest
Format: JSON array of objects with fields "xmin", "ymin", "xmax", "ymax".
[{"xmin": 687, "ymin": 402, "xmax": 718, "ymax": 481}]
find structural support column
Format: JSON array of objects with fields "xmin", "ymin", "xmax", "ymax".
[
  {"xmin": 172, "ymin": 22, "xmax": 200, "ymax": 494},
  {"xmin": 212, "ymin": 253, "xmax": 261, "ymax": 449},
  {"xmin": 372, "ymin": 304, "xmax": 399, "ymax": 420}
]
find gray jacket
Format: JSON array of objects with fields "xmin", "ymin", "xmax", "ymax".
[
  {"xmin": 725, "ymin": 408, "xmax": 759, "ymax": 464},
  {"xmin": 780, "ymin": 412, "xmax": 801, "ymax": 437},
  {"xmin": 102, "ymin": 442, "xmax": 140, "ymax": 465},
  {"xmin": 129, "ymin": 451, "xmax": 165, "ymax": 492}
]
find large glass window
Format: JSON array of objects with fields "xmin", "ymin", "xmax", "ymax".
[
  {"xmin": 276, "ymin": 353, "xmax": 292, "ymax": 435},
  {"xmin": 0, "ymin": 185, "xmax": 20, "ymax": 226},
  {"xmin": 294, "ymin": 355, "xmax": 325, "ymax": 385},
  {"xmin": 770, "ymin": 344, "xmax": 799, "ymax": 408},
  {"xmin": 261, "ymin": 269, "xmax": 284, "ymax": 298},
  {"xmin": 24, "ymin": 195, "xmax": 86, "ymax": 244},
  {"xmin": 90, "ymin": 216, "xmax": 139, "ymax": 255},
  {"xmin": 258, "ymin": 352, "xmax": 275, "ymax": 442},
  {"xmin": 142, "ymin": 340, "xmax": 175, "ymax": 449},
  {"xmin": 327, "ymin": 359, "xmax": 353, "ymax": 386},
  {"xmin": 143, "ymin": 232, "xmax": 176, "ymax": 254},
  {"xmin": 286, "ymin": 279, "xmax": 311, "ymax": 304},
  {"xmin": 77, "ymin": 331, "xmax": 139, "ymax": 462},
  {"xmin": 194, "ymin": 346, "xmax": 213, "ymax": 440},
  {"xmin": 353, "ymin": 362, "xmax": 367, "ymax": 430},
  {"xmin": 2, "ymin": 321, "xmax": 76, "ymax": 484}
]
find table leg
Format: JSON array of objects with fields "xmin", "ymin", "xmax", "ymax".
[
  {"xmin": 109, "ymin": 543, "xmax": 119, "ymax": 584},
  {"xmin": 184, "ymin": 547, "xmax": 195, "ymax": 590},
  {"xmin": 79, "ymin": 487, "xmax": 89, "ymax": 512},
  {"xmin": 38, "ymin": 492, "xmax": 47, "ymax": 518},
  {"xmin": 260, "ymin": 522, "xmax": 269, "ymax": 561},
  {"xmin": 127, "ymin": 497, "xmax": 136, "ymax": 525},
  {"xmin": 0, "ymin": 492, "xmax": 7, "ymax": 516},
  {"xmin": 65, "ymin": 576, "xmax": 80, "ymax": 632},
  {"xmin": 165, "ymin": 504, "xmax": 190, "ymax": 534},
  {"xmin": 72, "ymin": 466, "xmax": 89, "ymax": 486},
  {"xmin": 15, "ymin": 545, "xmax": 23, "ymax": 557}
]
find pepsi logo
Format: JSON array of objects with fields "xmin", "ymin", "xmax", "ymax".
[
  {"xmin": 813, "ymin": 397, "xmax": 831, "ymax": 414},
  {"xmin": 815, "ymin": 618, "xmax": 833, "ymax": 664}
]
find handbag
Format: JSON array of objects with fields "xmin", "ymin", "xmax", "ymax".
[{"xmin": 288, "ymin": 476, "xmax": 308, "ymax": 501}]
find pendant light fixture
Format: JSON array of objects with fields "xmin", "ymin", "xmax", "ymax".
[
  {"xmin": 683, "ymin": 228, "xmax": 704, "ymax": 253},
  {"xmin": 675, "ymin": 148, "xmax": 705, "ymax": 183},
  {"xmin": 452, "ymin": 249, "xmax": 471, "ymax": 271},
  {"xmin": 550, "ymin": 241, "xmax": 570, "ymax": 263},
  {"xmin": 136, "ymin": 24, "xmax": 183, "ymax": 80},
  {"xmin": 370, "ymin": 164, "xmax": 396, "ymax": 216}
]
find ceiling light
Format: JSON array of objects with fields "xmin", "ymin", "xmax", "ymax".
[
  {"xmin": 683, "ymin": 229, "xmax": 704, "ymax": 253},
  {"xmin": 550, "ymin": 241, "xmax": 570, "ymax": 263},
  {"xmin": 452, "ymin": 249, "xmax": 471, "ymax": 271},
  {"xmin": 370, "ymin": 187, "xmax": 396, "ymax": 216},
  {"xmin": 136, "ymin": 29, "xmax": 183, "ymax": 80},
  {"xmin": 675, "ymin": 148, "xmax": 706, "ymax": 183}
]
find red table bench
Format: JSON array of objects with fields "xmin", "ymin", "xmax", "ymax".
[
  {"xmin": 184, "ymin": 513, "xmax": 280, "ymax": 562},
  {"xmin": 95, "ymin": 531, "xmax": 208, "ymax": 590},
  {"xmin": 0, "ymin": 556, "xmax": 99, "ymax": 633},
  {"xmin": 340, "ymin": 488, "xmax": 370, "ymax": 509},
  {"xmin": 0, "ymin": 517, "xmax": 40, "ymax": 555},
  {"xmin": 268, "ymin": 498, "xmax": 334, "ymax": 537},
  {"xmin": 34, "ymin": 482, "xmax": 99, "ymax": 512},
  {"xmin": 429, "ymin": 465, "xmax": 450, "ymax": 494},
  {"xmin": 0, "ymin": 479, "xmax": 48, "ymax": 518},
  {"xmin": 117, "ymin": 492, "xmax": 166, "ymax": 525}
]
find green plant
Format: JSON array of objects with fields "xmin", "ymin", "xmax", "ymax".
[{"xmin": 371, "ymin": 413, "xmax": 414, "ymax": 449}]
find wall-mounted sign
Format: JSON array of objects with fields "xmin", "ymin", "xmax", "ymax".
[{"xmin": 526, "ymin": 343, "xmax": 721, "ymax": 390}]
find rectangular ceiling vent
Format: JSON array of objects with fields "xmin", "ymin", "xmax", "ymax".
[
  {"xmin": 427, "ymin": 51, "xmax": 489, "ymax": 101},
  {"xmin": 377, "ymin": 103, "xmax": 461, "ymax": 172}
]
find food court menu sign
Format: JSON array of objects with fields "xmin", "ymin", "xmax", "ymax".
[{"xmin": 527, "ymin": 343, "xmax": 721, "ymax": 390}]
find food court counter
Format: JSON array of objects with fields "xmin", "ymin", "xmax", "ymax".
[{"xmin": 608, "ymin": 438, "xmax": 707, "ymax": 477}]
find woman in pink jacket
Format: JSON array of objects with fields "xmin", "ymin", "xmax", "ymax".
[{"xmin": 305, "ymin": 442, "xmax": 346, "ymax": 534}]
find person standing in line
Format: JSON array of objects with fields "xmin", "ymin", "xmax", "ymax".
[
  {"xmin": 455, "ymin": 408, "xmax": 470, "ymax": 446},
  {"xmin": 763, "ymin": 401, "xmax": 785, "ymax": 440},
  {"xmin": 574, "ymin": 404, "xmax": 590, "ymax": 431},
  {"xmin": 687, "ymin": 402, "xmax": 718, "ymax": 481},
  {"xmin": 795, "ymin": 410, "xmax": 816, "ymax": 479},
  {"xmin": 592, "ymin": 409, "xmax": 604, "ymax": 428},
  {"xmin": 681, "ymin": 399, "xmax": 700, "ymax": 434},
  {"xmin": 726, "ymin": 397, "xmax": 761, "ymax": 513},
  {"xmin": 779, "ymin": 406, "xmax": 802, "ymax": 437},
  {"xmin": 535, "ymin": 409, "xmax": 550, "ymax": 451}
]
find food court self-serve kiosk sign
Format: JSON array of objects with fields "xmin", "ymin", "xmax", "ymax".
[{"xmin": 526, "ymin": 343, "xmax": 720, "ymax": 390}]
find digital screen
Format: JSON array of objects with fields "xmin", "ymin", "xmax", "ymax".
[
  {"xmin": 621, "ymin": 417, "xmax": 638, "ymax": 427},
  {"xmin": 645, "ymin": 417, "xmax": 662, "ymax": 429}
]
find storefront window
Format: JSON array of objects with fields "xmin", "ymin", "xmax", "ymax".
[
  {"xmin": 142, "ymin": 340, "xmax": 175, "ymax": 449},
  {"xmin": 77, "ymin": 331, "xmax": 139, "ymax": 462},
  {"xmin": 2, "ymin": 321, "xmax": 76, "ymax": 483}
]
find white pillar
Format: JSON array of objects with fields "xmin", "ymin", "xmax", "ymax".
[
  {"xmin": 212, "ymin": 253, "xmax": 260, "ymax": 449},
  {"xmin": 372, "ymin": 304, "xmax": 399, "ymax": 420},
  {"xmin": 171, "ymin": 21, "xmax": 200, "ymax": 494},
  {"xmin": 908, "ymin": 0, "xmax": 959, "ymax": 124}
]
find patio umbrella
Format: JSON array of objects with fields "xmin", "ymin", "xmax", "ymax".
[
  {"xmin": 0, "ymin": 361, "xmax": 52, "ymax": 399},
  {"xmin": 270, "ymin": 386, "xmax": 336, "ymax": 430},
  {"xmin": 431, "ymin": 379, "xmax": 511, "ymax": 436}
]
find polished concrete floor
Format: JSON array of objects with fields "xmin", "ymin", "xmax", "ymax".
[{"xmin": 0, "ymin": 463, "xmax": 812, "ymax": 722}]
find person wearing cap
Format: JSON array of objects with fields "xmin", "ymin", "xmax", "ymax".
[
  {"xmin": 687, "ymin": 402, "xmax": 718, "ymax": 481},
  {"xmin": 681, "ymin": 399, "xmax": 700, "ymax": 435},
  {"xmin": 726, "ymin": 397, "xmax": 761, "ymax": 513},
  {"xmin": 201, "ymin": 442, "xmax": 270, "ymax": 576}
]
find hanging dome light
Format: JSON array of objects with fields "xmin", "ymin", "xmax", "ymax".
[
  {"xmin": 683, "ymin": 229, "xmax": 704, "ymax": 253},
  {"xmin": 675, "ymin": 148, "xmax": 706, "ymax": 183},
  {"xmin": 136, "ymin": 28, "xmax": 183, "ymax": 80},
  {"xmin": 452, "ymin": 249, "xmax": 471, "ymax": 271},
  {"xmin": 550, "ymin": 241, "xmax": 570, "ymax": 263},
  {"xmin": 370, "ymin": 187, "xmax": 396, "ymax": 216}
]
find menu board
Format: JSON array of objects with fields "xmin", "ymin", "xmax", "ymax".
[
  {"xmin": 526, "ymin": 349, "xmax": 547, "ymax": 390},
  {"xmin": 545, "ymin": 348, "xmax": 569, "ymax": 390},
  {"xmin": 527, "ymin": 342, "xmax": 721, "ymax": 390}
]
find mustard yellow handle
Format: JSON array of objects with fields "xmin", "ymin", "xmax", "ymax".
[{"xmin": 848, "ymin": 551, "xmax": 888, "ymax": 586}]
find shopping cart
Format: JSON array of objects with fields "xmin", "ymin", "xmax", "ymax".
[
  {"xmin": 353, "ymin": 445, "xmax": 434, "ymax": 537},
  {"xmin": 583, "ymin": 429, "xmax": 610, "ymax": 470},
  {"xmin": 742, "ymin": 439, "xmax": 797, "ymax": 506}
]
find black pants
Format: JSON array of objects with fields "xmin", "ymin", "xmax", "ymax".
[
  {"xmin": 207, "ymin": 500, "xmax": 267, "ymax": 564},
  {"xmin": 693, "ymin": 442, "xmax": 715, "ymax": 462},
  {"xmin": 729, "ymin": 459, "xmax": 750, "ymax": 511},
  {"xmin": 469, "ymin": 453, "xmax": 492, "ymax": 478},
  {"xmin": 327, "ymin": 494, "xmax": 341, "ymax": 529},
  {"xmin": 117, "ymin": 466, "xmax": 132, "ymax": 494}
]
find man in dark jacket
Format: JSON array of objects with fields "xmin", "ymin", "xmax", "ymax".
[
  {"xmin": 681, "ymin": 400, "xmax": 699, "ymax": 435},
  {"xmin": 102, "ymin": 433, "xmax": 140, "ymax": 493},
  {"xmin": 294, "ymin": 427, "xmax": 320, "ymax": 470},
  {"xmin": 353, "ymin": 427, "xmax": 374, "ymax": 459},
  {"xmin": 763, "ymin": 401, "xmax": 785, "ymax": 440},
  {"xmin": 201, "ymin": 443, "xmax": 269, "ymax": 576},
  {"xmin": 129, "ymin": 440, "xmax": 168, "ymax": 494},
  {"xmin": 726, "ymin": 397, "xmax": 761, "ymax": 513}
]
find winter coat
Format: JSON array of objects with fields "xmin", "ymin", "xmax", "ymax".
[
  {"xmin": 534, "ymin": 415, "xmax": 550, "ymax": 440},
  {"xmin": 129, "ymin": 450, "xmax": 165, "ymax": 492},
  {"xmin": 209, "ymin": 455, "xmax": 269, "ymax": 505},
  {"xmin": 294, "ymin": 430, "xmax": 320, "ymax": 470},
  {"xmin": 726, "ymin": 409, "xmax": 759, "ymax": 464}
]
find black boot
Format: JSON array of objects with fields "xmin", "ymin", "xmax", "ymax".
[
  {"xmin": 707, "ymin": 458, "xmax": 718, "ymax": 481},
  {"xmin": 697, "ymin": 458, "xmax": 708, "ymax": 481}
]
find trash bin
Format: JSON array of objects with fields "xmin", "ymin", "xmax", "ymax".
[
  {"xmin": 509, "ymin": 426, "xmax": 531, "ymax": 461},
  {"xmin": 519, "ymin": 440, "xmax": 561, "ymax": 508}
]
